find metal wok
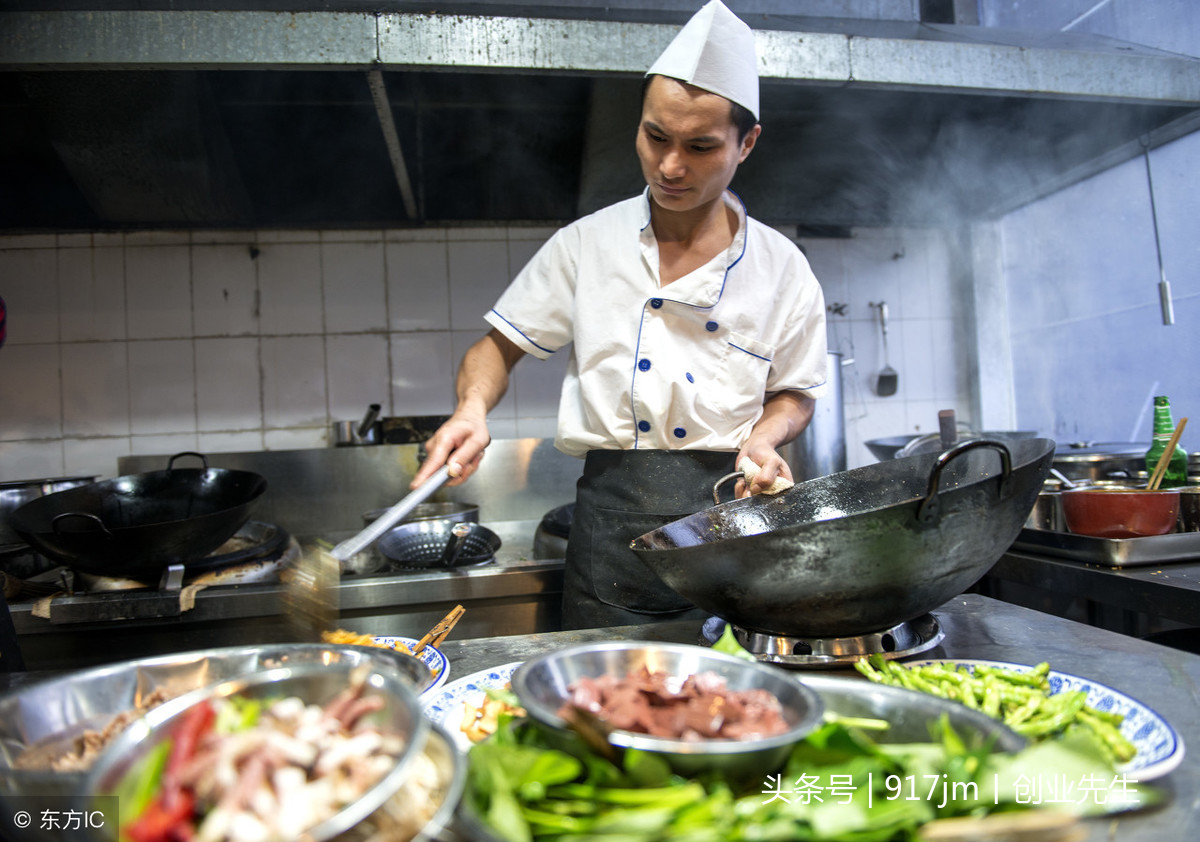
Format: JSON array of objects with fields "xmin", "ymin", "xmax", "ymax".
[
  {"xmin": 632, "ymin": 438, "xmax": 1054, "ymax": 638},
  {"xmin": 8, "ymin": 452, "xmax": 267, "ymax": 580}
]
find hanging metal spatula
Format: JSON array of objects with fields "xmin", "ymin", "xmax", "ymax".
[{"xmin": 874, "ymin": 301, "xmax": 899, "ymax": 397}]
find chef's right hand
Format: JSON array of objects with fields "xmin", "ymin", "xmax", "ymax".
[{"xmin": 411, "ymin": 412, "xmax": 490, "ymax": 489}]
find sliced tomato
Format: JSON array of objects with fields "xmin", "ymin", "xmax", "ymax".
[
  {"xmin": 162, "ymin": 700, "xmax": 215, "ymax": 804},
  {"xmin": 123, "ymin": 789, "xmax": 195, "ymax": 842}
]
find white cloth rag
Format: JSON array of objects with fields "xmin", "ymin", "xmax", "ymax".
[{"xmin": 738, "ymin": 457, "xmax": 794, "ymax": 495}]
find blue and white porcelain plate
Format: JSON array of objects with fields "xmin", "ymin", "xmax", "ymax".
[
  {"xmin": 371, "ymin": 636, "xmax": 450, "ymax": 696},
  {"xmin": 422, "ymin": 661, "xmax": 524, "ymax": 752},
  {"xmin": 914, "ymin": 659, "xmax": 1184, "ymax": 780}
]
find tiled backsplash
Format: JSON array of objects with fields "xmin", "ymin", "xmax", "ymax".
[{"xmin": 0, "ymin": 224, "xmax": 968, "ymax": 480}]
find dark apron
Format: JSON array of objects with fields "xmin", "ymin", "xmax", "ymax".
[{"xmin": 561, "ymin": 449, "xmax": 735, "ymax": 630}]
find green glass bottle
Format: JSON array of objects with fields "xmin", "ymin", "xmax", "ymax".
[{"xmin": 1145, "ymin": 396, "xmax": 1188, "ymax": 487}]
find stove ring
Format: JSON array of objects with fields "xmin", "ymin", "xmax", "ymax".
[{"xmin": 699, "ymin": 614, "xmax": 944, "ymax": 669}]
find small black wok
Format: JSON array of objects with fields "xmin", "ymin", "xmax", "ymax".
[
  {"xmin": 632, "ymin": 438, "xmax": 1054, "ymax": 638},
  {"xmin": 8, "ymin": 452, "xmax": 267, "ymax": 580}
]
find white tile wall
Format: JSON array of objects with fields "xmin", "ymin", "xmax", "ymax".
[
  {"xmin": 59, "ymin": 246, "xmax": 127, "ymax": 342},
  {"xmin": 264, "ymin": 428, "xmax": 326, "ymax": 451},
  {"xmin": 62, "ymin": 342, "xmax": 130, "ymax": 437},
  {"xmin": 1000, "ymin": 131, "xmax": 1200, "ymax": 444},
  {"xmin": 0, "ymin": 440, "xmax": 66, "ymax": 482},
  {"xmin": 448, "ymin": 241, "xmax": 512, "ymax": 330},
  {"xmin": 326, "ymin": 333, "xmax": 390, "ymax": 419},
  {"xmin": 128, "ymin": 340, "xmax": 196, "ymax": 435},
  {"xmin": 192, "ymin": 244, "xmax": 258, "ymax": 337},
  {"xmin": 64, "ymin": 436, "xmax": 130, "ymax": 480},
  {"xmin": 386, "ymin": 241, "xmax": 451, "ymax": 332},
  {"xmin": 125, "ymin": 245, "xmax": 193, "ymax": 340},
  {"xmin": 0, "ymin": 344, "xmax": 62, "ymax": 441},
  {"xmin": 0, "ymin": 247, "xmax": 59, "ymax": 345},
  {"xmin": 389, "ymin": 332, "xmax": 456, "ymax": 417},
  {"xmin": 0, "ymin": 223, "xmax": 970, "ymax": 479},
  {"xmin": 195, "ymin": 337, "xmax": 261, "ymax": 432},
  {"xmin": 258, "ymin": 243, "xmax": 323, "ymax": 335},
  {"xmin": 261, "ymin": 336, "xmax": 327, "ymax": 430},
  {"xmin": 199, "ymin": 431, "xmax": 266, "ymax": 453},
  {"xmin": 133, "ymin": 434, "xmax": 200, "ymax": 459},
  {"xmin": 321, "ymin": 239, "xmax": 387, "ymax": 333}
]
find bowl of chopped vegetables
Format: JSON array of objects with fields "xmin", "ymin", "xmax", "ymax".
[
  {"xmin": 81, "ymin": 661, "xmax": 435, "ymax": 842},
  {"xmin": 511, "ymin": 641, "xmax": 824, "ymax": 779}
]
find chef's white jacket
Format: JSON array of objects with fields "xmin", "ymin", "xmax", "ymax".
[{"xmin": 485, "ymin": 189, "xmax": 828, "ymax": 458}]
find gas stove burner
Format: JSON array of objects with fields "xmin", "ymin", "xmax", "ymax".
[
  {"xmin": 699, "ymin": 614, "xmax": 944, "ymax": 669},
  {"xmin": 0, "ymin": 542, "xmax": 59, "ymax": 581},
  {"xmin": 74, "ymin": 523, "xmax": 296, "ymax": 593}
]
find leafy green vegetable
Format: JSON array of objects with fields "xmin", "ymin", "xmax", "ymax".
[
  {"xmin": 112, "ymin": 739, "xmax": 172, "ymax": 838},
  {"xmin": 486, "ymin": 685, "xmax": 525, "ymax": 709},
  {"xmin": 463, "ymin": 712, "xmax": 1158, "ymax": 841},
  {"xmin": 712, "ymin": 624, "xmax": 757, "ymax": 662},
  {"xmin": 214, "ymin": 695, "xmax": 263, "ymax": 734}
]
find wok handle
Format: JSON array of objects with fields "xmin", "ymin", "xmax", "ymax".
[
  {"xmin": 51, "ymin": 512, "xmax": 115, "ymax": 540},
  {"xmin": 712, "ymin": 471, "xmax": 745, "ymax": 505},
  {"xmin": 917, "ymin": 440, "xmax": 1013, "ymax": 526},
  {"xmin": 167, "ymin": 451, "xmax": 209, "ymax": 472}
]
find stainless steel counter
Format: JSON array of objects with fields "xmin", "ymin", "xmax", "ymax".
[
  {"xmin": 978, "ymin": 549, "xmax": 1200, "ymax": 638},
  {"xmin": 3, "ymin": 593, "xmax": 1195, "ymax": 840},
  {"xmin": 8, "ymin": 520, "xmax": 565, "ymax": 672},
  {"xmin": 435, "ymin": 593, "xmax": 1200, "ymax": 842}
]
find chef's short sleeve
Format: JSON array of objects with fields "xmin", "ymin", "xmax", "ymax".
[
  {"xmin": 484, "ymin": 228, "xmax": 579, "ymax": 361},
  {"xmin": 765, "ymin": 248, "xmax": 829, "ymax": 399}
]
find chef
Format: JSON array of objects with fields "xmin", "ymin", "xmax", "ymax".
[{"xmin": 412, "ymin": 0, "xmax": 828, "ymax": 629}]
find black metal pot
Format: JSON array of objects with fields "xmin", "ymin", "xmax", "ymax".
[
  {"xmin": 1, "ymin": 476, "xmax": 97, "ymax": 552},
  {"xmin": 8, "ymin": 452, "xmax": 267, "ymax": 580},
  {"xmin": 533, "ymin": 503, "xmax": 573, "ymax": 559},
  {"xmin": 632, "ymin": 438, "xmax": 1055, "ymax": 638}
]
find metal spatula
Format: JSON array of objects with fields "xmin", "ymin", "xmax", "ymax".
[
  {"xmin": 329, "ymin": 464, "xmax": 453, "ymax": 563},
  {"xmin": 283, "ymin": 464, "xmax": 452, "ymax": 640},
  {"xmin": 873, "ymin": 301, "xmax": 899, "ymax": 397},
  {"xmin": 283, "ymin": 541, "xmax": 340, "ymax": 641}
]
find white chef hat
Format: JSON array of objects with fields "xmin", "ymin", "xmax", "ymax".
[{"xmin": 646, "ymin": 0, "xmax": 760, "ymax": 121}]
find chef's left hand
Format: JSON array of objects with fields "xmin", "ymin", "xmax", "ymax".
[{"xmin": 734, "ymin": 444, "xmax": 793, "ymax": 498}]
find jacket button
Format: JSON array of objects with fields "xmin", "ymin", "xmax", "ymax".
[
  {"xmin": 650, "ymin": 298, "xmax": 663, "ymax": 309},
  {"xmin": 705, "ymin": 321, "xmax": 718, "ymax": 332},
  {"xmin": 685, "ymin": 372, "xmax": 694, "ymax": 383},
  {"xmin": 638, "ymin": 420, "xmax": 651, "ymax": 433},
  {"xmin": 638, "ymin": 358, "xmax": 651, "ymax": 371},
  {"xmin": 673, "ymin": 427, "xmax": 687, "ymax": 439}
]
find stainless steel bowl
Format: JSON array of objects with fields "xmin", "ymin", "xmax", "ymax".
[
  {"xmin": 347, "ymin": 721, "xmax": 466, "ymax": 842},
  {"xmin": 82, "ymin": 662, "xmax": 430, "ymax": 842},
  {"xmin": 0, "ymin": 643, "xmax": 432, "ymax": 807},
  {"xmin": 511, "ymin": 641, "xmax": 824, "ymax": 778},
  {"xmin": 799, "ymin": 674, "xmax": 1026, "ymax": 752},
  {"xmin": 1051, "ymin": 442, "xmax": 1146, "ymax": 482},
  {"xmin": 461, "ymin": 653, "xmax": 1024, "ymax": 842}
]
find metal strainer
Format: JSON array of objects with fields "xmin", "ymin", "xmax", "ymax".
[{"xmin": 377, "ymin": 519, "xmax": 501, "ymax": 568}]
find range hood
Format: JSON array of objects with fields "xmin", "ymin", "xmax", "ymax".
[{"xmin": 2, "ymin": 1, "xmax": 1199, "ymax": 231}]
